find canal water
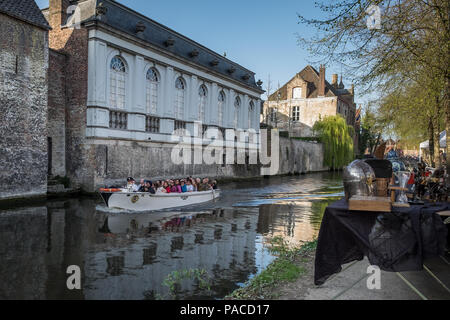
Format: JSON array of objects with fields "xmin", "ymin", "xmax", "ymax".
[{"xmin": 0, "ymin": 172, "xmax": 342, "ymax": 300}]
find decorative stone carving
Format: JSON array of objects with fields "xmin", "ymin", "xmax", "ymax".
[
  {"xmin": 96, "ymin": 2, "xmax": 108, "ymax": 16},
  {"xmin": 136, "ymin": 21, "xmax": 146, "ymax": 33},
  {"xmin": 164, "ymin": 37, "xmax": 175, "ymax": 47},
  {"xmin": 189, "ymin": 49, "xmax": 199, "ymax": 58}
]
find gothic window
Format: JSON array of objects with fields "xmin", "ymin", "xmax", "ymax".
[
  {"xmin": 248, "ymin": 101, "xmax": 255, "ymax": 128},
  {"xmin": 174, "ymin": 77, "xmax": 185, "ymax": 119},
  {"xmin": 146, "ymin": 68, "xmax": 159, "ymax": 114},
  {"xmin": 234, "ymin": 96, "xmax": 241, "ymax": 128},
  {"xmin": 110, "ymin": 56, "xmax": 126, "ymax": 109},
  {"xmin": 292, "ymin": 106, "xmax": 300, "ymax": 121},
  {"xmin": 198, "ymin": 84, "xmax": 208, "ymax": 123},
  {"xmin": 218, "ymin": 90, "xmax": 225, "ymax": 127}
]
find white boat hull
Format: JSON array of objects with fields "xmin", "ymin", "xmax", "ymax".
[{"xmin": 100, "ymin": 190, "xmax": 220, "ymax": 211}]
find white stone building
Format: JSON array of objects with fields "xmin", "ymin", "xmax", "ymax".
[{"xmin": 43, "ymin": 0, "xmax": 264, "ymax": 191}]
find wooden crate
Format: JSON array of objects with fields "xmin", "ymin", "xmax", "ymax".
[{"xmin": 348, "ymin": 196, "xmax": 392, "ymax": 212}]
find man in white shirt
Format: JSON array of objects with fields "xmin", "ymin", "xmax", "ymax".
[{"xmin": 126, "ymin": 177, "xmax": 140, "ymax": 192}]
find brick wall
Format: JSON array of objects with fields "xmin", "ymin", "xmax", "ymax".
[
  {"xmin": 0, "ymin": 14, "xmax": 49, "ymax": 199},
  {"xmin": 47, "ymin": 0, "xmax": 90, "ymax": 188}
]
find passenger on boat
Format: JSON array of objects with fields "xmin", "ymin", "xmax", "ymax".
[
  {"xmin": 197, "ymin": 178, "xmax": 209, "ymax": 191},
  {"xmin": 186, "ymin": 179, "xmax": 194, "ymax": 192},
  {"xmin": 165, "ymin": 181, "xmax": 172, "ymax": 193},
  {"xmin": 180, "ymin": 180, "xmax": 187, "ymax": 193},
  {"xmin": 142, "ymin": 180, "xmax": 155, "ymax": 194},
  {"xmin": 138, "ymin": 180, "xmax": 147, "ymax": 192},
  {"xmin": 190, "ymin": 179, "xmax": 197, "ymax": 191},
  {"xmin": 138, "ymin": 179, "xmax": 145, "ymax": 190},
  {"xmin": 156, "ymin": 182, "xmax": 166, "ymax": 193},
  {"xmin": 211, "ymin": 180, "xmax": 218, "ymax": 190},
  {"xmin": 175, "ymin": 179, "xmax": 182, "ymax": 193},
  {"xmin": 168, "ymin": 180, "xmax": 176, "ymax": 193},
  {"xmin": 126, "ymin": 177, "xmax": 139, "ymax": 192}
]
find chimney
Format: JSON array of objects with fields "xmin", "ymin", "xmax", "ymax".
[
  {"xmin": 350, "ymin": 84, "xmax": 355, "ymax": 95},
  {"xmin": 319, "ymin": 65, "xmax": 325, "ymax": 96},
  {"xmin": 49, "ymin": 0, "xmax": 71, "ymax": 28},
  {"xmin": 331, "ymin": 74, "xmax": 338, "ymax": 88}
]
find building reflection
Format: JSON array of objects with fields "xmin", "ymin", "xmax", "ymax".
[
  {"xmin": 257, "ymin": 200, "xmax": 326, "ymax": 245},
  {"xmin": 0, "ymin": 195, "xmax": 334, "ymax": 299},
  {"xmin": 83, "ymin": 208, "xmax": 258, "ymax": 300}
]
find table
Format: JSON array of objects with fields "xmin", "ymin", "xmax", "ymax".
[{"xmin": 314, "ymin": 198, "xmax": 449, "ymax": 286}]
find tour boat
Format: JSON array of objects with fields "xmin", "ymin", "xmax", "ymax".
[{"xmin": 99, "ymin": 188, "xmax": 220, "ymax": 211}]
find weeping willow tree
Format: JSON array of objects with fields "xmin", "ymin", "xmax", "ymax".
[{"xmin": 313, "ymin": 115, "xmax": 354, "ymax": 170}]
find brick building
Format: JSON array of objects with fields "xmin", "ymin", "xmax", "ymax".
[
  {"xmin": 0, "ymin": 0, "xmax": 51, "ymax": 199},
  {"xmin": 263, "ymin": 65, "xmax": 357, "ymax": 138},
  {"xmin": 42, "ymin": 0, "xmax": 264, "ymax": 192}
]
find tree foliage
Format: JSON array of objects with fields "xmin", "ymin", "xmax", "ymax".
[
  {"xmin": 313, "ymin": 115, "xmax": 355, "ymax": 169},
  {"xmin": 298, "ymin": 0, "xmax": 449, "ymax": 171},
  {"xmin": 358, "ymin": 105, "xmax": 386, "ymax": 154}
]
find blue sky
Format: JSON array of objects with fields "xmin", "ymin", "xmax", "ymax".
[{"xmin": 36, "ymin": 0, "xmax": 362, "ymax": 103}]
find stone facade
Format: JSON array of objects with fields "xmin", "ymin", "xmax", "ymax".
[
  {"xmin": 263, "ymin": 65, "xmax": 357, "ymax": 138},
  {"xmin": 39, "ymin": 1, "xmax": 329, "ymax": 193},
  {"xmin": 48, "ymin": 49, "xmax": 67, "ymax": 177},
  {"xmin": 43, "ymin": 0, "xmax": 266, "ymax": 192},
  {"xmin": 277, "ymin": 137, "xmax": 327, "ymax": 174},
  {"xmin": 0, "ymin": 13, "xmax": 49, "ymax": 199}
]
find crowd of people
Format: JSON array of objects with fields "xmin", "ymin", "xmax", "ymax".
[{"xmin": 125, "ymin": 177, "xmax": 218, "ymax": 194}]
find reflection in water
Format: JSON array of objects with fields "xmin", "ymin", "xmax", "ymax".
[{"xmin": 0, "ymin": 172, "xmax": 342, "ymax": 300}]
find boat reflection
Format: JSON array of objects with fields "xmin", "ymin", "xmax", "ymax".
[{"xmin": 84, "ymin": 208, "xmax": 260, "ymax": 299}]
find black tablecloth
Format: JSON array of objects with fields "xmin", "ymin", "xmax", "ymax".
[{"xmin": 314, "ymin": 199, "xmax": 449, "ymax": 285}]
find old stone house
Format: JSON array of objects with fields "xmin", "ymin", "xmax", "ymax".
[
  {"xmin": 263, "ymin": 65, "xmax": 357, "ymax": 138},
  {"xmin": 0, "ymin": 0, "xmax": 51, "ymax": 200},
  {"xmin": 42, "ymin": 0, "xmax": 264, "ymax": 192}
]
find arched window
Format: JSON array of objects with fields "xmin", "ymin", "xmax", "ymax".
[
  {"xmin": 146, "ymin": 68, "xmax": 159, "ymax": 114},
  {"xmin": 248, "ymin": 101, "xmax": 255, "ymax": 128},
  {"xmin": 174, "ymin": 77, "xmax": 185, "ymax": 119},
  {"xmin": 198, "ymin": 85, "xmax": 208, "ymax": 122},
  {"xmin": 110, "ymin": 56, "xmax": 126, "ymax": 109},
  {"xmin": 218, "ymin": 90, "xmax": 225, "ymax": 127},
  {"xmin": 234, "ymin": 96, "xmax": 241, "ymax": 128}
]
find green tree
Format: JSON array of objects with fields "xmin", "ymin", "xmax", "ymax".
[
  {"xmin": 359, "ymin": 105, "xmax": 386, "ymax": 155},
  {"xmin": 298, "ymin": 0, "xmax": 449, "ymax": 175},
  {"xmin": 313, "ymin": 115, "xmax": 355, "ymax": 170}
]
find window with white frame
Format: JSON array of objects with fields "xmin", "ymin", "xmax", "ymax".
[
  {"xmin": 292, "ymin": 106, "xmax": 300, "ymax": 121},
  {"xmin": 146, "ymin": 68, "xmax": 159, "ymax": 114},
  {"xmin": 248, "ymin": 101, "xmax": 255, "ymax": 128},
  {"xmin": 293, "ymin": 87, "xmax": 302, "ymax": 99},
  {"xmin": 218, "ymin": 90, "xmax": 225, "ymax": 127},
  {"xmin": 198, "ymin": 84, "xmax": 208, "ymax": 123},
  {"xmin": 234, "ymin": 96, "xmax": 241, "ymax": 128},
  {"xmin": 174, "ymin": 77, "xmax": 185, "ymax": 119},
  {"xmin": 110, "ymin": 56, "xmax": 126, "ymax": 109}
]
